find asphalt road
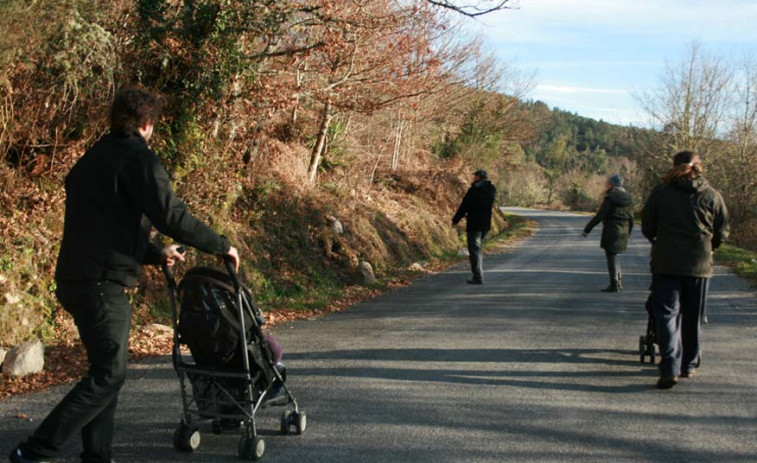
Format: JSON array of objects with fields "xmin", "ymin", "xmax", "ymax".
[{"xmin": 2, "ymin": 208, "xmax": 756, "ymax": 462}]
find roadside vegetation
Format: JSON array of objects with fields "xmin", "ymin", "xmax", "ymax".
[{"xmin": 715, "ymin": 245, "xmax": 757, "ymax": 287}]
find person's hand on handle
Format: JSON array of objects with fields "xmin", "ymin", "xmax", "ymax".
[
  {"xmin": 225, "ymin": 246, "xmax": 240, "ymax": 272},
  {"xmin": 162, "ymin": 244, "xmax": 186, "ymax": 269}
]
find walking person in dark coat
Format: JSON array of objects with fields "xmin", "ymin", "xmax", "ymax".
[
  {"xmin": 582, "ymin": 174, "xmax": 634, "ymax": 292},
  {"xmin": 452, "ymin": 169, "xmax": 497, "ymax": 284},
  {"xmin": 641, "ymin": 151, "xmax": 728, "ymax": 389},
  {"xmin": 10, "ymin": 87, "xmax": 240, "ymax": 463}
]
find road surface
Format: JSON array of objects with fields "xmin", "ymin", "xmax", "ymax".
[{"xmin": 2, "ymin": 208, "xmax": 756, "ymax": 462}]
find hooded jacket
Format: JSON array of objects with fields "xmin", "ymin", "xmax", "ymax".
[
  {"xmin": 55, "ymin": 132, "xmax": 230, "ymax": 287},
  {"xmin": 452, "ymin": 179, "xmax": 497, "ymax": 233},
  {"xmin": 583, "ymin": 186, "xmax": 634, "ymax": 254},
  {"xmin": 641, "ymin": 176, "xmax": 729, "ymax": 278}
]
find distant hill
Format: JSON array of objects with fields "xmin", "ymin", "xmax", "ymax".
[{"xmin": 521, "ymin": 101, "xmax": 640, "ymax": 175}]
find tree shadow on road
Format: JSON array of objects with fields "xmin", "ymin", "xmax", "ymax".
[
  {"xmin": 288, "ymin": 347, "xmax": 655, "ymax": 394},
  {"xmin": 288, "ymin": 347, "xmax": 640, "ymax": 366}
]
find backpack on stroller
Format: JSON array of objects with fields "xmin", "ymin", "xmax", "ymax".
[{"xmin": 163, "ymin": 259, "xmax": 306, "ymax": 461}]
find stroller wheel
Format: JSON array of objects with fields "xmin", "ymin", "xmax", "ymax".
[
  {"xmin": 281, "ymin": 410, "xmax": 292, "ymax": 434},
  {"xmin": 638, "ymin": 336, "xmax": 646, "ymax": 363},
  {"xmin": 294, "ymin": 411, "xmax": 307, "ymax": 435},
  {"xmin": 238, "ymin": 436, "xmax": 266, "ymax": 461},
  {"xmin": 173, "ymin": 422, "xmax": 201, "ymax": 452}
]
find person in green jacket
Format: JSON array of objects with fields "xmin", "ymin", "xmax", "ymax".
[
  {"xmin": 641, "ymin": 151, "xmax": 729, "ymax": 389},
  {"xmin": 582, "ymin": 173, "xmax": 634, "ymax": 292}
]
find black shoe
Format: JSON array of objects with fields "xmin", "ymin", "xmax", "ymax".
[
  {"xmin": 656, "ymin": 375, "xmax": 678, "ymax": 389},
  {"xmin": 466, "ymin": 279, "xmax": 483, "ymax": 285},
  {"xmin": 601, "ymin": 284, "xmax": 620, "ymax": 293},
  {"xmin": 680, "ymin": 369, "xmax": 696, "ymax": 378},
  {"xmin": 262, "ymin": 382, "xmax": 288, "ymax": 407},
  {"xmin": 9, "ymin": 447, "xmax": 50, "ymax": 463}
]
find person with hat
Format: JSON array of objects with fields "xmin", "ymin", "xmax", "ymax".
[
  {"xmin": 581, "ymin": 173, "xmax": 634, "ymax": 292},
  {"xmin": 452, "ymin": 169, "xmax": 497, "ymax": 284},
  {"xmin": 641, "ymin": 151, "xmax": 728, "ymax": 389}
]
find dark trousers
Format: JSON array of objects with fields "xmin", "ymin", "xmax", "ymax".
[
  {"xmin": 467, "ymin": 230, "xmax": 487, "ymax": 282},
  {"xmin": 649, "ymin": 275, "xmax": 708, "ymax": 377},
  {"xmin": 23, "ymin": 281, "xmax": 131, "ymax": 463},
  {"xmin": 605, "ymin": 251, "xmax": 621, "ymax": 284}
]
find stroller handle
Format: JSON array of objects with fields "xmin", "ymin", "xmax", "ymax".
[
  {"xmin": 223, "ymin": 255, "xmax": 243, "ymax": 291},
  {"xmin": 162, "ymin": 263, "xmax": 178, "ymax": 290}
]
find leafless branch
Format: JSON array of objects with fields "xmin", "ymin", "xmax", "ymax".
[{"xmin": 425, "ymin": 0, "xmax": 515, "ymax": 17}]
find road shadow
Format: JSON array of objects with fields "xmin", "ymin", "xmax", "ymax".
[{"xmin": 288, "ymin": 347, "xmax": 639, "ymax": 366}]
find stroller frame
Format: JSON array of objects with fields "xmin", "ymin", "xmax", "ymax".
[{"xmin": 163, "ymin": 259, "xmax": 306, "ymax": 461}]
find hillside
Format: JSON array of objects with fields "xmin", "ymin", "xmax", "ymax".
[{"xmin": 0, "ymin": 1, "xmax": 525, "ymax": 348}]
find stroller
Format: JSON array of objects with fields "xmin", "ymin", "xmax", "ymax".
[
  {"xmin": 163, "ymin": 258, "xmax": 306, "ymax": 461},
  {"xmin": 638, "ymin": 280, "xmax": 709, "ymax": 365},
  {"xmin": 638, "ymin": 294, "xmax": 657, "ymax": 364}
]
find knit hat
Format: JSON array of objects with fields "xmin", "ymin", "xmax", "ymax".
[
  {"xmin": 608, "ymin": 173, "xmax": 623, "ymax": 187},
  {"xmin": 473, "ymin": 169, "xmax": 488, "ymax": 179}
]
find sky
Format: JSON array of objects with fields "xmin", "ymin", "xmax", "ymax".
[{"xmin": 467, "ymin": 0, "xmax": 757, "ymax": 126}]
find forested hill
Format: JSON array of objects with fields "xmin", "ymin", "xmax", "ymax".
[
  {"xmin": 495, "ymin": 100, "xmax": 648, "ymax": 212},
  {"xmin": 523, "ymin": 102, "xmax": 638, "ymax": 175}
]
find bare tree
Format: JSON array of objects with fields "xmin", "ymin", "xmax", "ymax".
[
  {"xmin": 634, "ymin": 43, "xmax": 734, "ymax": 168},
  {"xmin": 713, "ymin": 55, "xmax": 757, "ymax": 229}
]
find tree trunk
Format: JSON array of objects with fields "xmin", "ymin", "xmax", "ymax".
[
  {"xmin": 307, "ymin": 99, "xmax": 333, "ymax": 185},
  {"xmin": 391, "ymin": 118, "xmax": 405, "ymax": 170}
]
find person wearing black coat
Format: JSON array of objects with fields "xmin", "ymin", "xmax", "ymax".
[
  {"xmin": 11, "ymin": 88, "xmax": 240, "ymax": 463},
  {"xmin": 582, "ymin": 174, "xmax": 634, "ymax": 292},
  {"xmin": 641, "ymin": 151, "xmax": 729, "ymax": 389},
  {"xmin": 452, "ymin": 169, "xmax": 497, "ymax": 284}
]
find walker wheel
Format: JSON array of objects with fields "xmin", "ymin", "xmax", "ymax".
[
  {"xmin": 238, "ymin": 436, "xmax": 266, "ymax": 461},
  {"xmin": 294, "ymin": 411, "xmax": 307, "ymax": 435},
  {"xmin": 173, "ymin": 421, "xmax": 201, "ymax": 452},
  {"xmin": 281, "ymin": 410, "xmax": 292, "ymax": 434}
]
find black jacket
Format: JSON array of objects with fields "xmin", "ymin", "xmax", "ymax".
[
  {"xmin": 452, "ymin": 179, "xmax": 497, "ymax": 232},
  {"xmin": 641, "ymin": 176, "xmax": 729, "ymax": 278},
  {"xmin": 583, "ymin": 187, "xmax": 634, "ymax": 254},
  {"xmin": 55, "ymin": 132, "xmax": 230, "ymax": 287}
]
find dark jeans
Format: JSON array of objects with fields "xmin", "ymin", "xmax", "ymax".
[
  {"xmin": 23, "ymin": 281, "xmax": 131, "ymax": 463},
  {"xmin": 605, "ymin": 251, "xmax": 621, "ymax": 284},
  {"xmin": 467, "ymin": 230, "xmax": 488, "ymax": 282},
  {"xmin": 649, "ymin": 275, "xmax": 708, "ymax": 377}
]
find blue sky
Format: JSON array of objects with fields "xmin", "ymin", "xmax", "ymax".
[{"xmin": 468, "ymin": 0, "xmax": 757, "ymax": 126}]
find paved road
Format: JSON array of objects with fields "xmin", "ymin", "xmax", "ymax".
[{"xmin": 2, "ymin": 208, "xmax": 756, "ymax": 462}]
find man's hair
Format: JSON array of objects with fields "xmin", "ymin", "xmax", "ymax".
[{"xmin": 109, "ymin": 87, "xmax": 161, "ymax": 136}]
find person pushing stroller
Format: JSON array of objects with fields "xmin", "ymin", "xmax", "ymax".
[{"xmin": 10, "ymin": 87, "xmax": 239, "ymax": 463}]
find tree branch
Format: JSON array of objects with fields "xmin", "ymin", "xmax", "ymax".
[{"xmin": 425, "ymin": 0, "xmax": 515, "ymax": 17}]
